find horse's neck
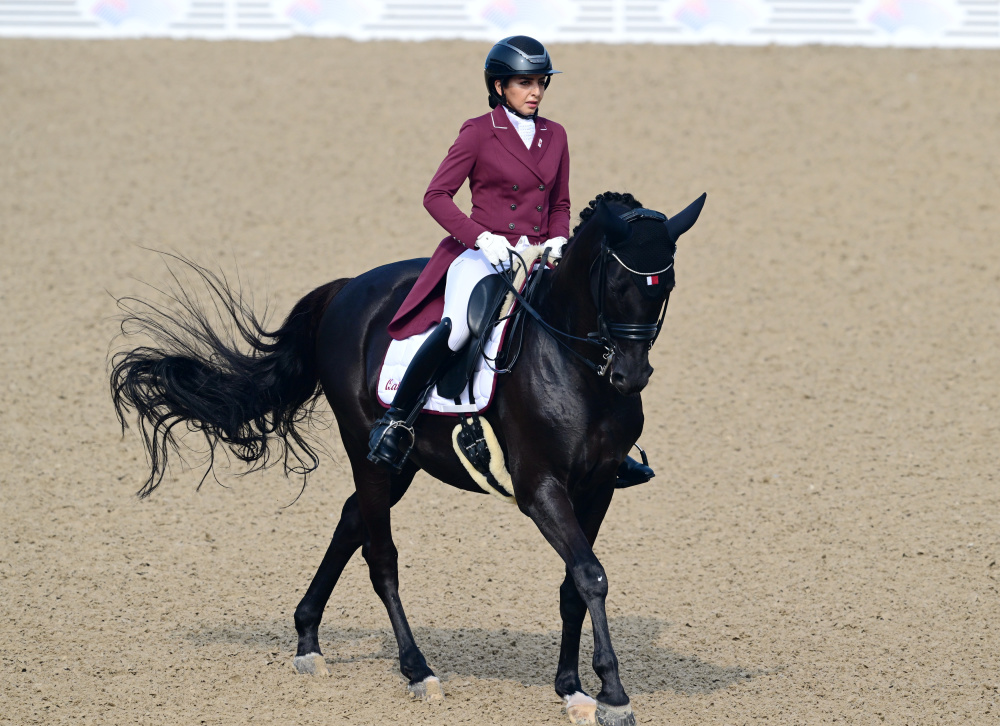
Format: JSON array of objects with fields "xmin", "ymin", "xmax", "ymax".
[
  {"xmin": 539, "ymin": 242, "xmax": 600, "ymax": 341},
  {"xmin": 510, "ymin": 246, "xmax": 625, "ymax": 421}
]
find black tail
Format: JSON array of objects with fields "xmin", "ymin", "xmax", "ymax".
[{"xmin": 109, "ymin": 256, "xmax": 348, "ymax": 497}]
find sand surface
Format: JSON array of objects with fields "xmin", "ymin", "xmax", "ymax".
[{"xmin": 1, "ymin": 39, "xmax": 999, "ymax": 725}]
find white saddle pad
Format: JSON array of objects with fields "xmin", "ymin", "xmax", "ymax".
[{"xmin": 377, "ymin": 317, "xmax": 510, "ymax": 415}]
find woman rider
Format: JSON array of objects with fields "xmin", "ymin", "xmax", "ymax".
[{"xmin": 367, "ymin": 36, "xmax": 654, "ymax": 486}]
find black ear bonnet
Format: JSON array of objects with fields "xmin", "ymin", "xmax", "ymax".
[
  {"xmin": 609, "ymin": 194, "xmax": 707, "ymax": 299},
  {"xmin": 610, "ymin": 211, "xmax": 677, "ymax": 299}
]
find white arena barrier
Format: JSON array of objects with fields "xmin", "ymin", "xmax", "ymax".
[{"xmin": 0, "ymin": 0, "xmax": 996, "ymax": 48}]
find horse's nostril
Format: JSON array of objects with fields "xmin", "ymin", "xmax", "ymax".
[{"xmin": 610, "ymin": 371, "xmax": 630, "ymax": 393}]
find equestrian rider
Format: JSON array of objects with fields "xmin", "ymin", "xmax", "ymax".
[{"xmin": 368, "ymin": 36, "xmax": 654, "ymax": 486}]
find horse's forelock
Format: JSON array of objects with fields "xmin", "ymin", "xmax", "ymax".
[{"xmin": 570, "ymin": 191, "xmax": 644, "ymax": 239}]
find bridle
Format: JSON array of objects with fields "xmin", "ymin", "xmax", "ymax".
[
  {"xmin": 492, "ymin": 207, "xmax": 674, "ymax": 378},
  {"xmin": 589, "ymin": 208, "xmax": 673, "ymax": 375}
]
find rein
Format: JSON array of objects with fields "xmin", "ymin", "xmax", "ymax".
[
  {"xmin": 491, "ymin": 248, "xmax": 610, "ymax": 377},
  {"xmin": 492, "ymin": 207, "xmax": 674, "ymax": 378}
]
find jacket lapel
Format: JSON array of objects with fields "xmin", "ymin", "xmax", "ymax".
[
  {"xmin": 530, "ymin": 117, "xmax": 552, "ymax": 164},
  {"xmin": 490, "ymin": 105, "xmax": 543, "ymax": 181}
]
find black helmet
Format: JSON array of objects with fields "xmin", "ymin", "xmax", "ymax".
[{"xmin": 484, "ymin": 36, "xmax": 561, "ymax": 112}]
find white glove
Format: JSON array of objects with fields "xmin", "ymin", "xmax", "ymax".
[
  {"xmin": 543, "ymin": 236, "xmax": 568, "ymax": 260},
  {"xmin": 476, "ymin": 231, "xmax": 515, "ymax": 266}
]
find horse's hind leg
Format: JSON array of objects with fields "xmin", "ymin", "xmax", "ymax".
[
  {"xmin": 351, "ymin": 454, "xmax": 442, "ymax": 701},
  {"xmin": 292, "ymin": 470, "xmax": 416, "ymax": 676},
  {"xmin": 292, "ymin": 493, "xmax": 365, "ymax": 674}
]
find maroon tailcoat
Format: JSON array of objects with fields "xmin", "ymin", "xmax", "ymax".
[{"xmin": 387, "ymin": 105, "xmax": 570, "ymax": 340}]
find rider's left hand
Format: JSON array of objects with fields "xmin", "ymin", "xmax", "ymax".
[{"xmin": 543, "ymin": 237, "xmax": 568, "ymax": 260}]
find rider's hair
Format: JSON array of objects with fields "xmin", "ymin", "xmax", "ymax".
[{"xmin": 572, "ymin": 191, "xmax": 644, "ymax": 237}]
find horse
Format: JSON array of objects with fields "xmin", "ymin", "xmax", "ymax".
[{"xmin": 109, "ymin": 190, "xmax": 706, "ymax": 726}]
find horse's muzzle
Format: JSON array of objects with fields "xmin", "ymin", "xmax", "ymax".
[{"xmin": 609, "ymin": 359, "xmax": 653, "ymax": 396}]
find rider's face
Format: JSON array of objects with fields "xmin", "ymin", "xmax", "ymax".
[{"xmin": 495, "ymin": 74, "xmax": 546, "ymax": 116}]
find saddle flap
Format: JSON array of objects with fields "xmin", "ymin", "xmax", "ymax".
[
  {"xmin": 436, "ymin": 275, "xmax": 510, "ymax": 401},
  {"xmin": 435, "ymin": 342, "xmax": 477, "ymax": 400},
  {"xmin": 468, "ymin": 274, "xmax": 509, "ymax": 339}
]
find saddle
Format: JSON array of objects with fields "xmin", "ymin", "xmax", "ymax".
[
  {"xmin": 376, "ymin": 246, "xmax": 550, "ymax": 415},
  {"xmin": 437, "ymin": 247, "xmax": 549, "ymax": 402},
  {"xmin": 436, "ymin": 274, "xmax": 508, "ymax": 400}
]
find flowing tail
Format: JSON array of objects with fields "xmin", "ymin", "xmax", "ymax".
[{"xmin": 109, "ymin": 256, "xmax": 348, "ymax": 497}]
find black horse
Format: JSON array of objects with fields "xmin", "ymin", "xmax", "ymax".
[{"xmin": 110, "ymin": 191, "xmax": 705, "ymax": 726}]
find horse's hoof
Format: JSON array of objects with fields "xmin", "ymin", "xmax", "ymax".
[
  {"xmin": 407, "ymin": 675, "xmax": 444, "ymax": 702},
  {"xmin": 563, "ymin": 691, "xmax": 598, "ymax": 724},
  {"xmin": 292, "ymin": 652, "xmax": 330, "ymax": 676},
  {"xmin": 596, "ymin": 701, "xmax": 636, "ymax": 726}
]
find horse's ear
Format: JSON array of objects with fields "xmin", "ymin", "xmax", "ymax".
[
  {"xmin": 666, "ymin": 193, "xmax": 707, "ymax": 242},
  {"xmin": 596, "ymin": 199, "xmax": 632, "ymax": 247}
]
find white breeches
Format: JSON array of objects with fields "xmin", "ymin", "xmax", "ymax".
[
  {"xmin": 442, "ymin": 248, "xmax": 496, "ymax": 351},
  {"xmin": 442, "ymin": 237, "xmax": 531, "ymax": 351}
]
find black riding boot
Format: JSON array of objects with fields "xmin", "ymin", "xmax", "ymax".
[
  {"xmin": 367, "ymin": 319, "xmax": 455, "ymax": 473},
  {"xmin": 615, "ymin": 446, "xmax": 655, "ymax": 488}
]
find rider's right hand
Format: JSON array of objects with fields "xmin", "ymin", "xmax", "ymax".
[{"xmin": 476, "ymin": 232, "xmax": 515, "ymax": 266}]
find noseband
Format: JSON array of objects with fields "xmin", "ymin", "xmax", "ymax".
[{"xmin": 492, "ymin": 207, "xmax": 674, "ymax": 379}]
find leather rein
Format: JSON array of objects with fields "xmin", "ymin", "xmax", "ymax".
[{"xmin": 492, "ymin": 208, "xmax": 673, "ymax": 378}]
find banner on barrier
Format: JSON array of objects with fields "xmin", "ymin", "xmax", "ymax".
[{"xmin": 0, "ymin": 0, "xmax": 997, "ymax": 47}]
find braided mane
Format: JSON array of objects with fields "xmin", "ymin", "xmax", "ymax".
[{"xmin": 572, "ymin": 191, "xmax": 644, "ymax": 237}]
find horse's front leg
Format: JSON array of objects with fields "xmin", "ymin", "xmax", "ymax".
[
  {"xmin": 553, "ymin": 483, "xmax": 616, "ymax": 724},
  {"xmin": 521, "ymin": 483, "xmax": 635, "ymax": 726}
]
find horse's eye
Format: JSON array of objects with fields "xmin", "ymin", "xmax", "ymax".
[{"xmin": 609, "ymin": 279, "xmax": 628, "ymax": 296}]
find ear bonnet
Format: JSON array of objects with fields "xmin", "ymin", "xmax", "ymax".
[{"xmin": 610, "ymin": 209, "xmax": 677, "ymax": 299}]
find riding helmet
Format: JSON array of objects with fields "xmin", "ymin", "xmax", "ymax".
[{"xmin": 484, "ymin": 36, "xmax": 561, "ymax": 112}]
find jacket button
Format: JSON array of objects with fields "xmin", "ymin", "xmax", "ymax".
[
  {"xmin": 512, "ymin": 184, "xmax": 518, "ymax": 191},
  {"xmin": 533, "ymin": 226, "xmax": 540, "ymax": 232},
  {"xmin": 508, "ymin": 223, "xmax": 515, "ymax": 230},
  {"xmin": 510, "ymin": 204, "xmax": 517, "ymax": 210},
  {"xmin": 536, "ymin": 205, "xmax": 542, "ymax": 212},
  {"xmin": 538, "ymin": 184, "xmax": 545, "ymax": 191}
]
